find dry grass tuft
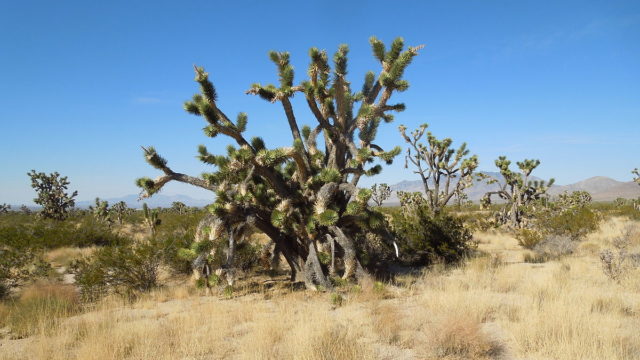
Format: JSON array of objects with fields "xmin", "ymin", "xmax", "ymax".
[
  {"xmin": 1, "ymin": 282, "xmax": 81, "ymax": 339},
  {"xmin": 421, "ymin": 313, "xmax": 505, "ymax": 359},
  {"xmin": 45, "ymin": 247, "xmax": 95, "ymax": 268}
]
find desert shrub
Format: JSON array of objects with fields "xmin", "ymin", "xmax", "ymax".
[
  {"xmin": 538, "ymin": 207, "xmax": 600, "ymax": 240},
  {"xmin": 0, "ymin": 216, "xmax": 126, "ymax": 250},
  {"xmin": 71, "ymin": 239, "xmax": 162, "ymax": 301},
  {"xmin": 523, "ymin": 252, "xmax": 547, "ymax": 263},
  {"xmin": 0, "ymin": 247, "xmax": 51, "ymax": 299},
  {"xmin": 515, "ymin": 229, "xmax": 543, "ymax": 249},
  {"xmin": 0, "ymin": 283, "xmax": 81, "ymax": 338},
  {"xmin": 393, "ymin": 205, "xmax": 474, "ymax": 265},
  {"xmin": 424, "ymin": 314, "xmax": 505, "ymax": 359},
  {"xmin": 532, "ymin": 235, "xmax": 575, "ymax": 260},
  {"xmin": 234, "ymin": 242, "xmax": 261, "ymax": 271},
  {"xmin": 599, "ymin": 229, "xmax": 639, "ymax": 282}
]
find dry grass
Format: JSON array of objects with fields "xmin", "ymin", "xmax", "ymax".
[
  {"xmin": 1, "ymin": 217, "xmax": 639, "ymax": 359},
  {"xmin": 0, "ymin": 282, "xmax": 81, "ymax": 339},
  {"xmin": 45, "ymin": 247, "xmax": 95, "ymax": 268}
]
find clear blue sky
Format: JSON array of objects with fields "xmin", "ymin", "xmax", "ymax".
[{"xmin": 1, "ymin": 0, "xmax": 639, "ymax": 205}]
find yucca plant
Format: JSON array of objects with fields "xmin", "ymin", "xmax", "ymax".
[{"xmin": 137, "ymin": 37, "xmax": 421, "ymax": 289}]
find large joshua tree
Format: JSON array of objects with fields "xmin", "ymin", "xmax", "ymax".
[
  {"xmin": 480, "ymin": 157, "xmax": 554, "ymax": 228},
  {"xmin": 136, "ymin": 37, "xmax": 421, "ymax": 289},
  {"xmin": 399, "ymin": 123, "xmax": 479, "ymax": 214}
]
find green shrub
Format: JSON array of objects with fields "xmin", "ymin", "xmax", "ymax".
[
  {"xmin": 538, "ymin": 207, "xmax": 600, "ymax": 240},
  {"xmin": 0, "ymin": 247, "xmax": 51, "ymax": 299},
  {"xmin": 392, "ymin": 205, "xmax": 474, "ymax": 265},
  {"xmin": 0, "ymin": 216, "xmax": 126, "ymax": 250},
  {"xmin": 234, "ymin": 242, "xmax": 261, "ymax": 271},
  {"xmin": 330, "ymin": 293, "xmax": 344, "ymax": 307},
  {"xmin": 515, "ymin": 229, "xmax": 543, "ymax": 249},
  {"xmin": 71, "ymin": 239, "xmax": 162, "ymax": 301}
]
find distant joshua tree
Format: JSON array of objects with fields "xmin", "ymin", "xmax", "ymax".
[
  {"xmin": 480, "ymin": 157, "xmax": 554, "ymax": 228},
  {"xmin": 370, "ymin": 183, "xmax": 392, "ymax": 207},
  {"xmin": 0, "ymin": 204, "xmax": 10, "ymax": 214},
  {"xmin": 633, "ymin": 168, "xmax": 639, "ymax": 186},
  {"xmin": 142, "ymin": 203, "xmax": 161, "ymax": 237},
  {"xmin": 399, "ymin": 123, "xmax": 478, "ymax": 214},
  {"xmin": 27, "ymin": 170, "xmax": 78, "ymax": 221},
  {"xmin": 171, "ymin": 201, "xmax": 188, "ymax": 214},
  {"xmin": 90, "ymin": 197, "xmax": 111, "ymax": 224},
  {"xmin": 111, "ymin": 201, "xmax": 130, "ymax": 225}
]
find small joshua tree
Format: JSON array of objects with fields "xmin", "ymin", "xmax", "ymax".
[
  {"xmin": 142, "ymin": 203, "xmax": 161, "ymax": 237},
  {"xmin": 111, "ymin": 201, "xmax": 130, "ymax": 225},
  {"xmin": 633, "ymin": 168, "xmax": 639, "ymax": 185},
  {"xmin": 399, "ymin": 123, "xmax": 479, "ymax": 214},
  {"xmin": 171, "ymin": 201, "xmax": 188, "ymax": 214},
  {"xmin": 371, "ymin": 183, "xmax": 392, "ymax": 206},
  {"xmin": 0, "ymin": 204, "xmax": 10, "ymax": 214},
  {"xmin": 555, "ymin": 191, "xmax": 592, "ymax": 211},
  {"xmin": 480, "ymin": 157, "xmax": 554, "ymax": 228},
  {"xmin": 454, "ymin": 190, "xmax": 469, "ymax": 209},
  {"xmin": 90, "ymin": 197, "xmax": 111, "ymax": 224},
  {"xmin": 614, "ymin": 198, "xmax": 627, "ymax": 207},
  {"xmin": 27, "ymin": 170, "xmax": 78, "ymax": 221}
]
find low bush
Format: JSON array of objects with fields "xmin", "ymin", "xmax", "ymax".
[
  {"xmin": 532, "ymin": 235, "xmax": 575, "ymax": 260},
  {"xmin": 392, "ymin": 205, "xmax": 475, "ymax": 265},
  {"xmin": 71, "ymin": 239, "xmax": 163, "ymax": 301},
  {"xmin": 0, "ymin": 247, "xmax": 50, "ymax": 299},
  {"xmin": 0, "ymin": 216, "xmax": 126, "ymax": 250},
  {"xmin": 537, "ymin": 207, "xmax": 600, "ymax": 240},
  {"xmin": 515, "ymin": 229, "xmax": 543, "ymax": 250}
]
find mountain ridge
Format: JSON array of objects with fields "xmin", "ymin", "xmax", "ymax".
[{"xmin": 385, "ymin": 174, "xmax": 640, "ymax": 204}]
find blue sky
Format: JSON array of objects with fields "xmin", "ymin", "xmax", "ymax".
[{"xmin": 1, "ymin": 0, "xmax": 639, "ymax": 205}]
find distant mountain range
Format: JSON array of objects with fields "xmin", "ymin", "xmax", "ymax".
[
  {"xmin": 386, "ymin": 172, "xmax": 640, "ymax": 205},
  {"xmin": 74, "ymin": 194, "xmax": 212, "ymax": 209},
  {"xmin": 10, "ymin": 175, "xmax": 638, "ymax": 210}
]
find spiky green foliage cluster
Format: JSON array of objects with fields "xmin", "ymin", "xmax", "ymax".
[
  {"xmin": 633, "ymin": 168, "xmax": 640, "ymax": 186},
  {"xmin": 480, "ymin": 157, "xmax": 555, "ymax": 228},
  {"xmin": 27, "ymin": 170, "xmax": 78, "ymax": 221},
  {"xmin": 399, "ymin": 124, "xmax": 479, "ymax": 214},
  {"xmin": 136, "ymin": 37, "xmax": 421, "ymax": 286}
]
